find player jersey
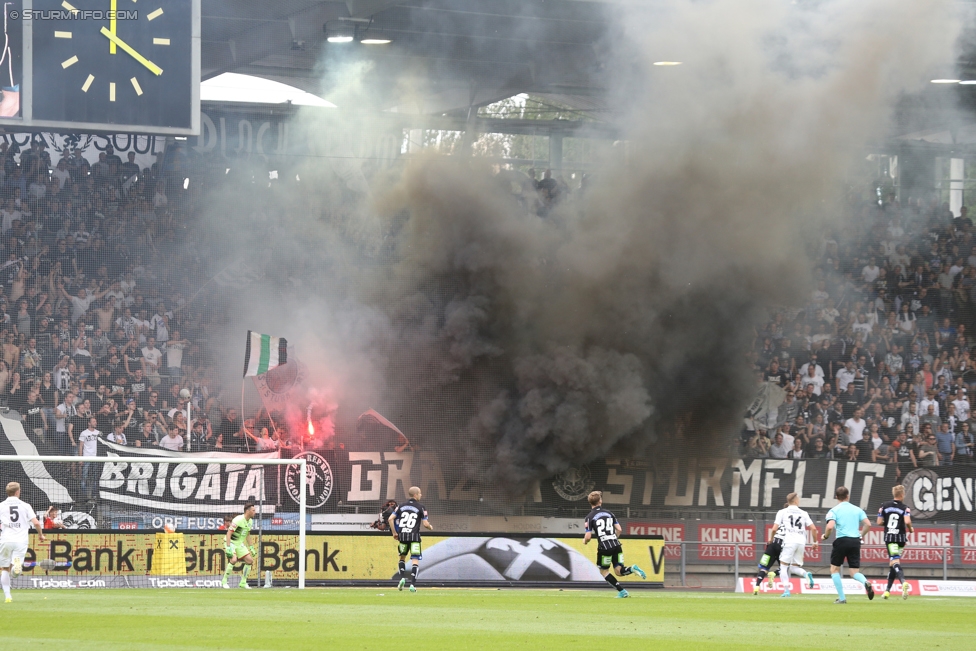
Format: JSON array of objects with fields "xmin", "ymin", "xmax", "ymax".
[
  {"xmin": 0, "ymin": 496, "xmax": 38, "ymax": 545},
  {"xmin": 228, "ymin": 514, "xmax": 253, "ymax": 543},
  {"xmin": 584, "ymin": 506, "xmax": 621, "ymax": 552},
  {"xmin": 878, "ymin": 500, "xmax": 911, "ymax": 543},
  {"xmin": 393, "ymin": 499, "xmax": 428, "ymax": 543},
  {"xmin": 826, "ymin": 501, "xmax": 867, "ymax": 539},
  {"xmin": 774, "ymin": 505, "xmax": 813, "ymax": 544}
]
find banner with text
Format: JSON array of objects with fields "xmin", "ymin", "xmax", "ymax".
[{"xmin": 14, "ymin": 532, "xmax": 664, "ymax": 585}]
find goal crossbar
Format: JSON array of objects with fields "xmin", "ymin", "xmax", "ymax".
[{"xmin": 0, "ymin": 455, "xmax": 308, "ymax": 589}]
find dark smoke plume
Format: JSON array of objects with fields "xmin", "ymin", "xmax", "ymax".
[{"xmin": 201, "ymin": 0, "xmax": 958, "ymax": 498}]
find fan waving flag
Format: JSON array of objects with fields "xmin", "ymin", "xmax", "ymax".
[{"xmin": 243, "ymin": 331, "xmax": 288, "ymax": 377}]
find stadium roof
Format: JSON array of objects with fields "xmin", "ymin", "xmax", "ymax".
[
  {"xmin": 200, "ymin": 1, "xmax": 976, "ymax": 144},
  {"xmin": 201, "ymin": 0, "xmax": 613, "ymax": 116}
]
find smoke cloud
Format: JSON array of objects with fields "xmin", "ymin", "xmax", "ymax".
[{"xmin": 198, "ymin": 0, "xmax": 959, "ymax": 499}]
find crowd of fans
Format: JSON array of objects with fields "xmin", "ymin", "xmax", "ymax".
[
  {"xmin": 0, "ymin": 138, "xmax": 298, "ymax": 464},
  {"xmin": 6, "ymin": 133, "xmax": 976, "ymax": 490},
  {"xmin": 748, "ymin": 198, "xmax": 976, "ymax": 476}
]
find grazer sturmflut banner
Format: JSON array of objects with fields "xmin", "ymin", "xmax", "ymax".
[{"xmin": 333, "ymin": 453, "xmax": 976, "ymax": 522}]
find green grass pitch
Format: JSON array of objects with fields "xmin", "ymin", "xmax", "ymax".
[{"xmin": 0, "ymin": 589, "xmax": 971, "ymax": 650}]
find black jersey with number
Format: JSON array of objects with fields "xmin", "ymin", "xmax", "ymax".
[
  {"xmin": 878, "ymin": 500, "xmax": 911, "ymax": 543},
  {"xmin": 392, "ymin": 499, "xmax": 428, "ymax": 543},
  {"xmin": 584, "ymin": 506, "xmax": 621, "ymax": 552}
]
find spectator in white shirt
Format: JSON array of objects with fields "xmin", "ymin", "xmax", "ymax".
[
  {"xmin": 844, "ymin": 408, "xmax": 867, "ymax": 440},
  {"xmin": 164, "ymin": 331, "xmax": 188, "ymax": 378},
  {"xmin": 141, "ymin": 337, "xmax": 163, "ymax": 386},
  {"xmin": 851, "ymin": 314, "xmax": 873, "ymax": 338},
  {"xmin": 953, "ymin": 389, "xmax": 971, "ymax": 422},
  {"xmin": 769, "ymin": 432, "xmax": 791, "ymax": 459},
  {"xmin": 78, "ymin": 417, "xmax": 100, "ymax": 500},
  {"xmin": 799, "ymin": 365, "xmax": 825, "ymax": 395},
  {"xmin": 836, "ymin": 361, "xmax": 857, "ymax": 392},
  {"xmin": 901, "ymin": 402, "xmax": 920, "ymax": 433},
  {"xmin": 57, "ymin": 283, "xmax": 111, "ymax": 324},
  {"xmin": 158, "ymin": 425, "xmax": 184, "ymax": 451},
  {"xmin": 861, "ymin": 258, "xmax": 880, "ymax": 283},
  {"xmin": 920, "ymin": 389, "xmax": 940, "ymax": 417},
  {"xmin": 798, "ymin": 356, "xmax": 824, "ymax": 379}
]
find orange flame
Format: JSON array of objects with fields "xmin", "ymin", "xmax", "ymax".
[{"xmin": 307, "ymin": 419, "xmax": 315, "ymax": 438}]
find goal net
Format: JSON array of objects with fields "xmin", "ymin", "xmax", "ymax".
[{"xmin": 0, "ymin": 452, "xmax": 307, "ymax": 589}]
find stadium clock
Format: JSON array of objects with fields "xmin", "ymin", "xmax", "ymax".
[{"xmin": 30, "ymin": 0, "xmax": 198, "ymax": 132}]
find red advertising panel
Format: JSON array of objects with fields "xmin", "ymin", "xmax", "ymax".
[
  {"xmin": 697, "ymin": 524, "xmax": 756, "ymax": 561},
  {"xmin": 962, "ymin": 529, "xmax": 976, "ymax": 565},
  {"xmin": 861, "ymin": 527, "xmax": 954, "ymax": 565},
  {"xmin": 762, "ymin": 524, "xmax": 821, "ymax": 562},
  {"xmin": 626, "ymin": 522, "xmax": 685, "ymax": 560}
]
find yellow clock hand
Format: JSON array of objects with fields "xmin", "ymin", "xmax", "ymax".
[
  {"xmin": 110, "ymin": 0, "xmax": 117, "ymax": 54},
  {"xmin": 99, "ymin": 27, "xmax": 163, "ymax": 76}
]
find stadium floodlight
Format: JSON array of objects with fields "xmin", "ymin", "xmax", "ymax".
[
  {"xmin": 653, "ymin": 61, "xmax": 683, "ymax": 66},
  {"xmin": 0, "ymin": 455, "xmax": 308, "ymax": 590},
  {"xmin": 360, "ymin": 27, "xmax": 392, "ymax": 45},
  {"xmin": 930, "ymin": 79, "xmax": 960, "ymax": 84},
  {"xmin": 325, "ymin": 21, "xmax": 356, "ymax": 44}
]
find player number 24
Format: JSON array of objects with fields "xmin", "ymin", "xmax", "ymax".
[
  {"xmin": 397, "ymin": 512, "xmax": 418, "ymax": 530},
  {"xmin": 595, "ymin": 518, "xmax": 616, "ymax": 540}
]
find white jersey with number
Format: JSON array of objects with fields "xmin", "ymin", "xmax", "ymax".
[
  {"xmin": 774, "ymin": 504, "xmax": 813, "ymax": 545},
  {"xmin": 0, "ymin": 496, "xmax": 38, "ymax": 545}
]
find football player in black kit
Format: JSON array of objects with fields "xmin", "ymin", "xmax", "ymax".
[
  {"xmin": 583, "ymin": 491, "xmax": 646, "ymax": 598},
  {"xmin": 753, "ymin": 523, "xmax": 786, "ymax": 595},
  {"xmin": 388, "ymin": 486, "xmax": 431, "ymax": 593},
  {"xmin": 877, "ymin": 484, "xmax": 913, "ymax": 600}
]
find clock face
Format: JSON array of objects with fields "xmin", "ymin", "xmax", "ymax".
[{"xmin": 32, "ymin": 0, "xmax": 195, "ymax": 131}]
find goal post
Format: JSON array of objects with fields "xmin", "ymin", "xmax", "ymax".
[{"xmin": 0, "ymin": 455, "xmax": 307, "ymax": 589}]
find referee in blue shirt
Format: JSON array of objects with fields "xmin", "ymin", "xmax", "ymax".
[{"xmin": 821, "ymin": 486, "xmax": 874, "ymax": 603}]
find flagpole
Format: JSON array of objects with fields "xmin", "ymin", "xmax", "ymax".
[{"xmin": 241, "ymin": 380, "xmax": 250, "ymax": 453}]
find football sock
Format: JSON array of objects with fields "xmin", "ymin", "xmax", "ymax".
[
  {"xmin": 618, "ymin": 566, "xmax": 633, "ymax": 576},
  {"xmin": 398, "ymin": 560, "xmax": 406, "ymax": 578},
  {"xmin": 1, "ymin": 570, "xmax": 9, "ymax": 599},
  {"xmin": 755, "ymin": 569, "xmax": 767, "ymax": 586},
  {"xmin": 604, "ymin": 573, "xmax": 624, "ymax": 592},
  {"xmin": 789, "ymin": 566, "xmax": 807, "ymax": 578},
  {"xmin": 853, "ymin": 572, "xmax": 867, "ymax": 585},
  {"xmin": 241, "ymin": 564, "xmax": 251, "ymax": 583},
  {"xmin": 831, "ymin": 572, "xmax": 845, "ymax": 601},
  {"xmin": 410, "ymin": 564, "xmax": 419, "ymax": 586},
  {"xmin": 222, "ymin": 562, "xmax": 233, "ymax": 582},
  {"xmin": 886, "ymin": 567, "xmax": 896, "ymax": 592},
  {"xmin": 893, "ymin": 563, "xmax": 904, "ymax": 582}
]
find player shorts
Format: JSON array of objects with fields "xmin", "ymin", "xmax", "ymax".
[
  {"xmin": 225, "ymin": 540, "xmax": 251, "ymax": 560},
  {"xmin": 398, "ymin": 541, "xmax": 422, "ymax": 559},
  {"xmin": 779, "ymin": 541, "xmax": 806, "ymax": 567},
  {"xmin": 759, "ymin": 539, "xmax": 783, "ymax": 569},
  {"xmin": 0, "ymin": 540, "xmax": 28, "ymax": 568},
  {"xmin": 596, "ymin": 546, "xmax": 625, "ymax": 570},
  {"xmin": 886, "ymin": 542, "xmax": 905, "ymax": 559},
  {"xmin": 830, "ymin": 537, "xmax": 861, "ymax": 569}
]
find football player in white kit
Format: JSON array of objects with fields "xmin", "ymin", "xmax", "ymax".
[
  {"xmin": 0, "ymin": 481, "xmax": 46, "ymax": 602},
  {"xmin": 769, "ymin": 492, "xmax": 818, "ymax": 598}
]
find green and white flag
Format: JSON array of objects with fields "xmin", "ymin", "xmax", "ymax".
[{"xmin": 243, "ymin": 331, "xmax": 288, "ymax": 377}]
